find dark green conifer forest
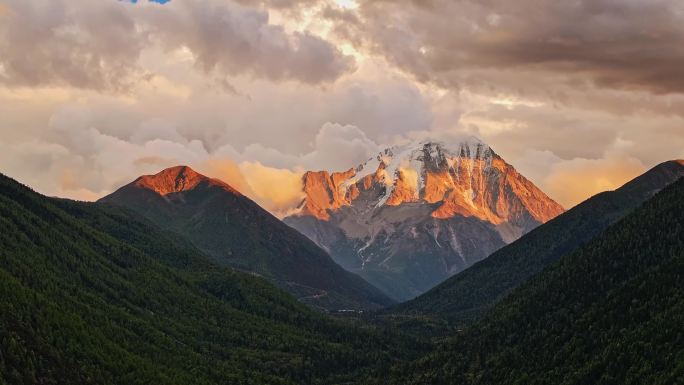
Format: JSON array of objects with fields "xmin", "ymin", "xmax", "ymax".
[
  {"xmin": 381, "ymin": 177, "xmax": 684, "ymax": 385},
  {"xmin": 2, "ymin": 171, "xmax": 683, "ymax": 385},
  {"xmin": 0, "ymin": 174, "xmax": 424, "ymax": 385}
]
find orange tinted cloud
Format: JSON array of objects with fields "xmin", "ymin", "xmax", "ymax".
[
  {"xmin": 238, "ymin": 161, "xmax": 305, "ymax": 217},
  {"xmin": 197, "ymin": 158, "xmax": 255, "ymax": 197},
  {"xmin": 197, "ymin": 159, "xmax": 304, "ymax": 218},
  {"xmin": 543, "ymin": 156, "xmax": 646, "ymax": 208}
]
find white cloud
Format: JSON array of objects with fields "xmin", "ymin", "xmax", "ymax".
[{"xmin": 1, "ymin": 0, "xmax": 683, "ymax": 215}]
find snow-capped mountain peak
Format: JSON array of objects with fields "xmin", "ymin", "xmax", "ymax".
[
  {"xmin": 348, "ymin": 139, "xmax": 495, "ymax": 207},
  {"xmin": 295, "ymin": 137, "xmax": 546, "ymax": 222},
  {"xmin": 285, "ymin": 137, "xmax": 565, "ymax": 300}
]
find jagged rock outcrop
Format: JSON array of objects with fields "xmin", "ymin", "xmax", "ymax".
[
  {"xmin": 285, "ymin": 138, "xmax": 564, "ymax": 300},
  {"xmin": 133, "ymin": 165, "xmax": 240, "ymax": 196}
]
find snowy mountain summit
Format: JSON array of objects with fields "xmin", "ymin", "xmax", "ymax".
[{"xmin": 285, "ymin": 137, "xmax": 564, "ymax": 300}]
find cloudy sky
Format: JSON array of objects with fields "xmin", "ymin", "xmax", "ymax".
[{"xmin": 1, "ymin": 0, "xmax": 683, "ymax": 214}]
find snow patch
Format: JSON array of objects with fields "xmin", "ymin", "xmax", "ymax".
[{"xmin": 329, "ymin": 137, "xmax": 494, "ymax": 209}]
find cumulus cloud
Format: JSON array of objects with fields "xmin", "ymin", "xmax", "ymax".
[
  {"xmin": 0, "ymin": 1, "xmax": 144, "ymax": 90},
  {"xmin": 542, "ymin": 155, "xmax": 646, "ymax": 208},
  {"xmin": 1, "ymin": 0, "xmax": 684, "ymax": 215},
  {"xmin": 0, "ymin": 0, "xmax": 354, "ymax": 91},
  {"xmin": 455, "ymin": 98, "xmax": 684, "ymax": 168},
  {"xmin": 301, "ymin": 122, "xmax": 380, "ymax": 170},
  {"xmin": 0, "ymin": 98, "xmax": 384, "ymax": 215},
  {"xmin": 196, "ymin": 158, "xmax": 305, "ymax": 218},
  {"xmin": 143, "ymin": 0, "xmax": 355, "ymax": 84},
  {"xmin": 0, "ymin": 123, "xmax": 304, "ymax": 216},
  {"xmin": 224, "ymin": 121, "xmax": 381, "ymax": 169},
  {"xmin": 352, "ymin": 0, "xmax": 684, "ymax": 94},
  {"xmin": 197, "ymin": 158, "xmax": 258, "ymax": 199},
  {"xmin": 198, "ymin": 123, "xmax": 381, "ymax": 216},
  {"xmin": 237, "ymin": 161, "xmax": 305, "ymax": 216}
]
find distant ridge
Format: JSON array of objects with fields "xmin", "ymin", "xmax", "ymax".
[
  {"xmin": 390, "ymin": 159, "xmax": 684, "ymax": 323},
  {"xmin": 101, "ymin": 165, "xmax": 393, "ymax": 311}
]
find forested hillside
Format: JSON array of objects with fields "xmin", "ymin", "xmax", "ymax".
[
  {"xmin": 2, "ymin": 169, "xmax": 682, "ymax": 385},
  {"xmin": 391, "ymin": 160, "xmax": 684, "ymax": 324},
  {"xmin": 0, "ymin": 174, "xmax": 423, "ymax": 385},
  {"xmin": 383, "ymin": 177, "xmax": 684, "ymax": 385},
  {"xmin": 100, "ymin": 166, "xmax": 392, "ymax": 311}
]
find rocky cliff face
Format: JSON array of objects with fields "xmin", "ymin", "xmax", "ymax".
[
  {"xmin": 132, "ymin": 165, "xmax": 241, "ymax": 196},
  {"xmin": 285, "ymin": 139, "xmax": 564, "ymax": 300}
]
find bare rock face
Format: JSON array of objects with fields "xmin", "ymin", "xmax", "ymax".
[
  {"xmin": 284, "ymin": 138, "xmax": 564, "ymax": 301},
  {"xmin": 133, "ymin": 165, "xmax": 240, "ymax": 196},
  {"xmin": 299, "ymin": 169, "xmax": 356, "ymax": 220}
]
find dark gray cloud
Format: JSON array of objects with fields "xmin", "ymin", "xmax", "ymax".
[
  {"xmin": 143, "ymin": 0, "xmax": 355, "ymax": 84},
  {"xmin": 352, "ymin": 0, "xmax": 684, "ymax": 94},
  {"xmin": 0, "ymin": 1, "xmax": 145, "ymax": 90},
  {"xmin": 0, "ymin": 0, "xmax": 354, "ymax": 90}
]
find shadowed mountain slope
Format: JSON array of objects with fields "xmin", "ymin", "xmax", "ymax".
[
  {"xmin": 0, "ymin": 172, "xmax": 422, "ymax": 385},
  {"xmin": 382, "ymin": 173, "xmax": 684, "ymax": 385},
  {"xmin": 100, "ymin": 166, "xmax": 393, "ymax": 311},
  {"xmin": 390, "ymin": 159, "xmax": 684, "ymax": 324}
]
